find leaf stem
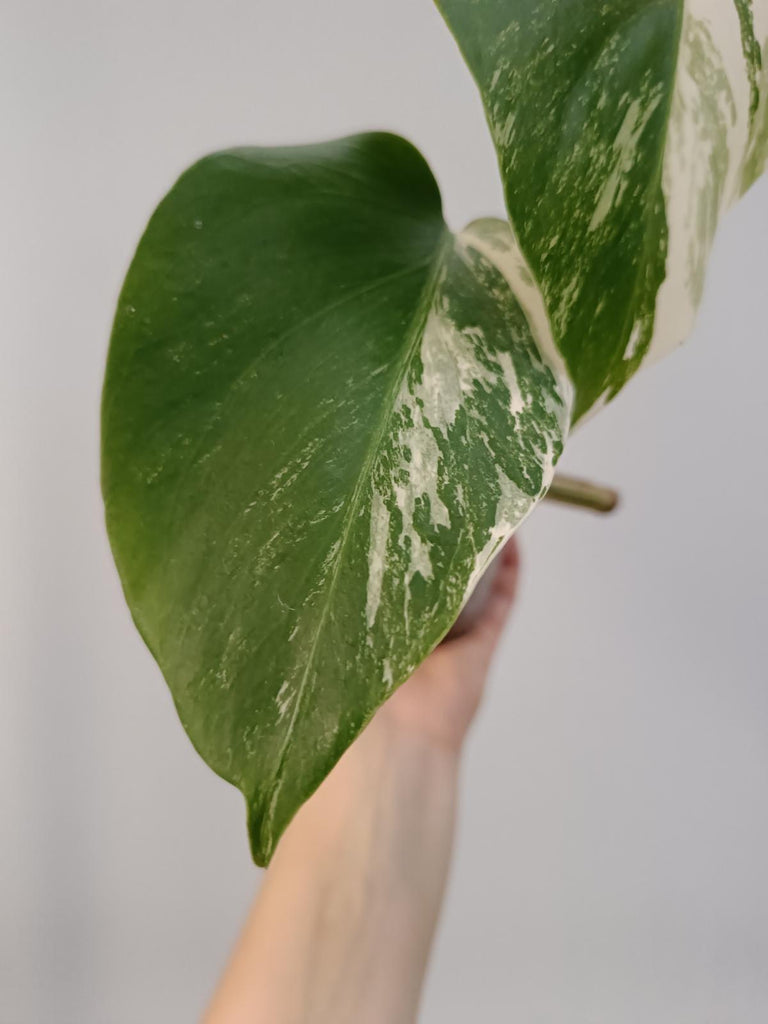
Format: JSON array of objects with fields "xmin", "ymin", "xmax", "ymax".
[{"xmin": 544, "ymin": 474, "xmax": 619, "ymax": 514}]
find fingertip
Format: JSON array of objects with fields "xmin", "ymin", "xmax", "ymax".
[
  {"xmin": 499, "ymin": 537, "xmax": 520, "ymax": 575},
  {"xmin": 494, "ymin": 538, "xmax": 521, "ymax": 595}
]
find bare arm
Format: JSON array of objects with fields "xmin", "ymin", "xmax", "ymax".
[{"xmin": 203, "ymin": 540, "xmax": 521, "ymax": 1024}]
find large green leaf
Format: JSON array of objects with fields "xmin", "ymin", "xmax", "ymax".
[
  {"xmin": 102, "ymin": 134, "xmax": 571, "ymax": 864},
  {"xmin": 435, "ymin": 0, "xmax": 768, "ymax": 420}
]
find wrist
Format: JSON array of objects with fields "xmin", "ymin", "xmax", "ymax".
[
  {"xmin": 345, "ymin": 711, "xmax": 462, "ymax": 812},
  {"xmin": 270, "ymin": 709, "xmax": 460, "ymax": 872},
  {"xmin": 217, "ymin": 694, "xmax": 464, "ymax": 1024}
]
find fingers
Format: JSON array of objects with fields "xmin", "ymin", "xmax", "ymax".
[
  {"xmin": 474, "ymin": 538, "xmax": 521, "ymax": 643},
  {"xmin": 439, "ymin": 536, "xmax": 521, "ymax": 656}
]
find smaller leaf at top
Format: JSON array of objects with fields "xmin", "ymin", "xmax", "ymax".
[{"xmin": 435, "ymin": 0, "xmax": 768, "ymax": 420}]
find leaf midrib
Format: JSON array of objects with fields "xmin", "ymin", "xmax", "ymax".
[{"xmin": 258, "ymin": 226, "xmax": 451, "ymax": 857}]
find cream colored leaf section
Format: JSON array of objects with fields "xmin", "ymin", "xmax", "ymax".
[{"xmin": 649, "ymin": 0, "xmax": 768, "ymax": 368}]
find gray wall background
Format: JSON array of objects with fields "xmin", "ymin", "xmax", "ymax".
[{"xmin": 3, "ymin": 1, "xmax": 767, "ymax": 1021}]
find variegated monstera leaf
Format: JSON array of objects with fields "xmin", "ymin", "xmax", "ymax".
[
  {"xmin": 102, "ymin": 1, "xmax": 767, "ymax": 864},
  {"xmin": 438, "ymin": 0, "xmax": 768, "ymax": 419}
]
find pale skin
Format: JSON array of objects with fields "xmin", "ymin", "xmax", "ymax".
[{"xmin": 204, "ymin": 539, "xmax": 521, "ymax": 1024}]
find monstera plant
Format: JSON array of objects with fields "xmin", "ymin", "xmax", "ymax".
[{"xmin": 102, "ymin": 0, "xmax": 767, "ymax": 865}]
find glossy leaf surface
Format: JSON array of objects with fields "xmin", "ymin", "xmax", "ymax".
[{"xmin": 102, "ymin": 134, "xmax": 570, "ymax": 863}]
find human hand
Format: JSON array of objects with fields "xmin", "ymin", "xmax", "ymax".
[
  {"xmin": 204, "ymin": 540, "xmax": 520, "ymax": 1024},
  {"xmin": 378, "ymin": 538, "xmax": 521, "ymax": 753}
]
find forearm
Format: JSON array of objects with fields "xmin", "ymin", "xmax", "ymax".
[{"xmin": 204, "ymin": 716, "xmax": 460, "ymax": 1024}]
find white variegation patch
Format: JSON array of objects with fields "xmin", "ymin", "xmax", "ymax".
[
  {"xmin": 650, "ymin": 0, "xmax": 767, "ymax": 368},
  {"xmin": 588, "ymin": 88, "xmax": 666, "ymax": 235},
  {"xmin": 362, "ymin": 221, "xmax": 574, "ymax": 642},
  {"xmin": 365, "ymin": 488, "xmax": 390, "ymax": 630},
  {"xmin": 415, "ymin": 295, "xmax": 500, "ymax": 438},
  {"xmin": 391, "ymin": 376, "xmax": 450, "ymax": 589},
  {"xmin": 459, "ymin": 218, "xmax": 573, "ymax": 411}
]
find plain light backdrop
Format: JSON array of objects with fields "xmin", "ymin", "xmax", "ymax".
[{"xmin": 3, "ymin": 1, "xmax": 768, "ymax": 1021}]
